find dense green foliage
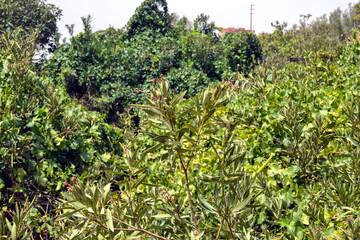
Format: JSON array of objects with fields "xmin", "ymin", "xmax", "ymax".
[
  {"xmin": 0, "ymin": 29, "xmax": 125, "ymax": 238},
  {"xmin": 43, "ymin": 1, "xmax": 262, "ymax": 122},
  {"xmin": 47, "ymin": 28, "xmax": 360, "ymax": 239},
  {"xmin": 0, "ymin": 0, "xmax": 62, "ymax": 52},
  {"xmin": 3, "ymin": 0, "xmax": 360, "ymax": 239},
  {"xmin": 125, "ymin": 0, "xmax": 172, "ymax": 39},
  {"xmin": 259, "ymin": 3, "xmax": 360, "ymax": 67}
]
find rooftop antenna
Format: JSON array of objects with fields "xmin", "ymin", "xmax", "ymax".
[{"xmin": 250, "ymin": 4, "xmax": 255, "ymax": 32}]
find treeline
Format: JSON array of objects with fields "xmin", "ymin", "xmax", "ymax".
[{"xmin": 260, "ymin": 2, "xmax": 360, "ymax": 67}]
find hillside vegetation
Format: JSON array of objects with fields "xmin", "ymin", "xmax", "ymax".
[{"xmin": 1, "ymin": 0, "xmax": 360, "ymax": 239}]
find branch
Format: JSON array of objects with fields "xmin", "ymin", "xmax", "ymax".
[
  {"xmin": 112, "ymin": 216, "xmax": 169, "ymax": 240},
  {"xmin": 216, "ymin": 218, "xmax": 224, "ymax": 240},
  {"xmin": 178, "ymin": 152, "xmax": 201, "ymax": 234},
  {"xmin": 226, "ymin": 217, "xmax": 235, "ymax": 240}
]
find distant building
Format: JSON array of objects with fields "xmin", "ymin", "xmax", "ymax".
[{"xmin": 219, "ymin": 27, "xmax": 255, "ymax": 36}]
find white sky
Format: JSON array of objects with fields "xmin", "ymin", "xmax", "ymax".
[{"xmin": 48, "ymin": 0, "xmax": 358, "ymax": 38}]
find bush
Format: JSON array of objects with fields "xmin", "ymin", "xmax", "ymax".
[
  {"xmin": 219, "ymin": 31, "xmax": 263, "ymax": 76},
  {"xmin": 165, "ymin": 60, "xmax": 211, "ymax": 97},
  {"xmin": 44, "ymin": 30, "xmax": 262, "ymax": 123},
  {"xmin": 0, "ymin": 29, "xmax": 122, "ymax": 208}
]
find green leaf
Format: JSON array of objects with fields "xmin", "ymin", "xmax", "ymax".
[
  {"xmin": 140, "ymin": 143, "xmax": 162, "ymax": 161},
  {"xmin": 149, "ymin": 118, "xmax": 163, "ymax": 124},
  {"xmin": 214, "ymin": 183, "xmax": 219, "ymax": 202},
  {"xmin": 57, "ymin": 219, "xmax": 81, "ymax": 238},
  {"xmin": 103, "ymin": 183, "xmax": 111, "ymax": 201},
  {"xmin": 202, "ymin": 90, "xmax": 210, "ymax": 109},
  {"xmin": 106, "ymin": 210, "xmax": 114, "ymax": 232},
  {"xmin": 172, "ymin": 91, "xmax": 187, "ymax": 106},
  {"xmin": 5, "ymin": 218, "xmax": 12, "ymax": 236},
  {"xmin": 184, "ymin": 136, "xmax": 197, "ymax": 143},
  {"xmin": 134, "ymin": 166, "xmax": 148, "ymax": 176},
  {"xmin": 93, "ymin": 187, "xmax": 99, "ymax": 212},
  {"xmin": 152, "ymin": 214, "xmax": 172, "ymax": 218},
  {"xmin": 132, "ymin": 174, "xmax": 147, "ymax": 188},
  {"xmin": 192, "ymin": 231, "xmax": 205, "ymax": 239},
  {"xmin": 56, "ymin": 208, "xmax": 86, "ymax": 220},
  {"xmin": 177, "ymin": 127, "xmax": 188, "ymax": 140},
  {"xmin": 175, "ymin": 148, "xmax": 190, "ymax": 153},
  {"xmin": 301, "ymin": 213, "xmax": 309, "ymax": 225},
  {"xmin": 252, "ymin": 154, "xmax": 274, "ymax": 178},
  {"xmin": 198, "ymin": 195, "xmax": 217, "ymax": 213},
  {"xmin": 185, "ymin": 123, "xmax": 198, "ymax": 134},
  {"xmin": 177, "ymin": 107, "xmax": 193, "ymax": 119},
  {"xmin": 152, "ymin": 135, "xmax": 171, "ymax": 143},
  {"xmin": 143, "ymin": 108, "xmax": 163, "ymax": 119},
  {"xmin": 104, "ymin": 170, "xmax": 129, "ymax": 176},
  {"xmin": 16, "ymin": 168, "xmax": 27, "ymax": 183},
  {"xmin": 347, "ymin": 137, "xmax": 360, "ymax": 149},
  {"xmin": 199, "ymin": 175, "xmax": 220, "ymax": 182},
  {"xmin": 214, "ymin": 99, "xmax": 228, "ymax": 108},
  {"xmin": 101, "ymin": 153, "xmax": 111, "ymax": 162},
  {"xmin": 11, "ymin": 219, "xmax": 16, "ymax": 240},
  {"xmin": 203, "ymin": 127, "xmax": 219, "ymax": 135},
  {"xmin": 232, "ymin": 195, "xmax": 252, "ymax": 214},
  {"xmin": 20, "ymin": 231, "xmax": 32, "ymax": 240},
  {"xmin": 0, "ymin": 178, "xmax": 5, "ymax": 190}
]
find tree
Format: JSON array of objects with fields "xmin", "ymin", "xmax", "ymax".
[
  {"xmin": 194, "ymin": 13, "xmax": 218, "ymax": 39},
  {"xmin": 125, "ymin": 0, "xmax": 172, "ymax": 39},
  {"xmin": 353, "ymin": 3, "xmax": 360, "ymax": 21},
  {"xmin": 271, "ymin": 20, "xmax": 288, "ymax": 35},
  {"xmin": 171, "ymin": 13, "xmax": 192, "ymax": 34},
  {"xmin": 329, "ymin": 8, "xmax": 346, "ymax": 41},
  {"xmin": 0, "ymin": 0, "xmax": 62, "ymax": 52}
]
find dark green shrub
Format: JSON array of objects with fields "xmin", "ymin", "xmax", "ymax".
[
  {"xmin": 179, "ymin": 31, "xmax": 220, "ymax": 79},
  {"xmin": 219, "ymin": 31, "xmax": 262, "ymax": 76},
  {"xmin": 125, "ymin": 0, "xmax": 173, "ymax": 39},
  {"xmin": 165, "ymin": 61, "xmax": 211, "ymax": 97}
]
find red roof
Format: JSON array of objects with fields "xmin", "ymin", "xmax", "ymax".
[{"xmin": 220, "ymin": 27, "xmax": 255, "ymax": 35}]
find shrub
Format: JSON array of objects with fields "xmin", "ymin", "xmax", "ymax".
[{"xmin": 0, "ymin": 29, "xmax": 122, "ymax": 209}]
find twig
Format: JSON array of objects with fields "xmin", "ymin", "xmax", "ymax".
[
  {"xmin": 125, "ymin": 183, "xmax": 141, "ymax": 228},
  {"xmin": 226, "ymin": 217, "xmax": 235, "ymax": 240},
  {"xmin": 178, "ymin": 153, "xmax": 201, "ymax": 234},
  {"xmin": 112, "ymin": 216, "xmax": 169, "ymax": 240},
  {"xmin": 233, "ymin": 217, "xmax": 238, "ymax": 238},
  {"xmin": 216, "ymin": 218, "xmax": 224, "ymax": 240}
]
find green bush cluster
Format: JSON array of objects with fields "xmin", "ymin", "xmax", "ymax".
[
  {"xmin": 0, "ymin": 29, "xmax": 122, "ymax": 214},
  {"xmin": 43, "ymin": 0, "xmax": 262, "ymax": 122},
  {"xmin": 51, "ymin": 28, "xmax": 360, "ymax": 239}
]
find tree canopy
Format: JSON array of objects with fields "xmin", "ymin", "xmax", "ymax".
[
  {"xmin": 0, "ymin": 0, "xmax": 62, "ymax": 51},
  {"xmin": 125, "ymin": 0, "xmax": 172, "ymax": 39}
]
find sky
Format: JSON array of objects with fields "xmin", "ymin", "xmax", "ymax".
[{"xmin": 47, "ymin": 0, "xmax": 359, "ymax": 39}]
